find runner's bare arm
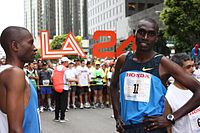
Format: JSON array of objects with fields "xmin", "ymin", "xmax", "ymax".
[
  {"xmin": 160, "ymin": 56, "xmax": 200, "ymax": 121},
  {"xmin": 110, "ymin": 54, "xmax": 126, "ymax": 119},
  {"xmin": 110, "ymin": 53, "xmax": 126, "ymax": 132},
  {"xmin": 6, "ymin": 68, "xmax": 26, "ymax": 133}
]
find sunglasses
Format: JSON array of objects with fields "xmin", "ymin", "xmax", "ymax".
[{"xmin": 136, "ymin": 28, "xmax": 157, "ymax": 38}]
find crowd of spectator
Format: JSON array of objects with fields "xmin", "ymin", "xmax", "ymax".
[{"xmin": 19, "ymin": 57, "xmax": 116, "ymax": 114}]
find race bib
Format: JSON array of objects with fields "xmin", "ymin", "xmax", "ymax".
[
  {"xmin": 124, "ymin": 72, "xmax": 151, "ymax": 102},
  {"xmin": 42, "ymin": 79, "xmax": 50, "ymax": 86},
  {"xmin": 188, "ymin": 106, "xmax": 200, "ymax": 132},
  {"xmin": 96, "ymin": 78, "xmax": 102, "ymax": 83}
]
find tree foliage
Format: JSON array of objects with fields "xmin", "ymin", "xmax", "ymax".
[
  {"xmin": 35, "ymin": 49, "xmax": 41, "ymax": 60},
  {"xmin": 50, "ymin": 34, "xmax": 83, "ymax": 50},
  {"xmin": 154, "ymin": 31, "xmax": 171, "ymax": 56},
  {"xmin": 160, "ymin": 0, "xmax": 200, "ymax": 52}
]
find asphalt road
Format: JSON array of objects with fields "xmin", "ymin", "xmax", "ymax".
[{"xmin": 40, "ymin": 108, "xmax": 116, "ymax": 133}]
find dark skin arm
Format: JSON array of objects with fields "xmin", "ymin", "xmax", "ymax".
[
  {"xmin": 164, "ymin": 99, "xmax": 172, "ymax": 133},
  {"xmin": 144, "ymin": 56, "xmax": 200, "ymax": 130},
  {"xmin": 5, "ymin": 68, "xmax": 26, "ymax": 133},
  {"xmin": 110, "ymin": 53, "xmax": 126, "ymax": 133}
]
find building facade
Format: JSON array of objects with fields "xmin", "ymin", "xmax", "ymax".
[
  {"xmin": 25, "ymin": 0, "xmax": 56, "ymax": 39},
  {"xmin": 88, "ymin": 0, "xmax": 125, "ymax": 36},
  {"xmin": 25, "ymin": 0, "xmax": 87, "ymax": 41},
  {"xmin": 63, "ymin": 0, "xmax": 73, "ymax": 34},
  {"xmin": 80, "ymin": 0, "xmax": 88, "ymax": 38},
  {"xmin": 24, "ymin": 0, "xmax": 39, "ymax": 38}
]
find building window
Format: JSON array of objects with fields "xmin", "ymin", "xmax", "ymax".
[
  {"xmin": 105, "ymin": 12, "xmax": 107, "ymax": 19},
  {"xmin": 100, "ymin": 14, "xmax": 102, "ymax": 21},
  {"xmin": 109, "ymin": 0, "xmax": 111, "ymax": 6},
  {"xmin": 147, "ymin": 3, "xmax": 154, "ymax": 8},
  {"xmin": 95, "ymin": 17, "xmax": 97, "ymax": 24},
  {"xmin": 97, "ymin": 16, "xmax": 99, "ymax": 23},
  {"xmin": 128, "ymin": 2, "xmax": 136, "ymax": 11},
  {"xmin": 138, "ymin": 3, "xmax": 145, "ymax": 11},
  {"xmin": 97, "ymin": 6, "xmax": 99, "ymax": 13},
  {"xmin": 107, "ymin": 23, "xmax": 109, "ymax": 29},
  {"xmin": 120, "ymin": 4, "xmax": 123, "ymax": 13},
  {"xmin": 109, "ymin": 21, "xmax": 112, "ymax": 29}
]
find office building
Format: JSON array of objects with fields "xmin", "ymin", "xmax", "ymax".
[
  {"xmin": 88, "ymin": 0, "xmax": 125, "ymax": 36},
  {"xmin": 25, "ymin": 0, "xmax": 56, "ymax": 39},
  {"xmin": 125, "ymin": 0, "xmax": 163, "ymax": 17},
  {"xmin": 24, "ymin": 0, "xmax": 39, "ymax": 38}
]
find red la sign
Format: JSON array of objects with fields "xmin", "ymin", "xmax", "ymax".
[
  {"xmin": 92, "ymin": 30, "xmax": 136, "ymax": 58},
  {"xmin": 40, "ymin": 30, "xmax": 136, "ymax": 59},
  {"xmin": 40, "ymin": 30, "xmax": 86, "ymax": 59}
]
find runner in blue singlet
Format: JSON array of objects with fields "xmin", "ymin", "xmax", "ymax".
[{"xmin": 110, "ymin": 18, "xmax": 200, "ymax": 133}]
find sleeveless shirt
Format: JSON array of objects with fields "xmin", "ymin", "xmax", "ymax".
[
  {"xmin": 120, "ymin": 52, "xmax": 167, "ymax": 125},
  {"xmin": 166, "ymin": 84, "xmax": 200, "ymax": 133}
]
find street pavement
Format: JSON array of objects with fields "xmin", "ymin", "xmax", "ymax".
[{"xmin": 40, "ymin": 108, "xmax": 116, "ymax": 133}]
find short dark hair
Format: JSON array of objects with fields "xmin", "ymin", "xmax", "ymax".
[
  {"xmin": 0, "ymin": 26, "xmax": 29, "ymax": 55},
  {"xmin": 86, "ymin": 61, "xmax": 91, "ymax": 65},
  {"xmin": 171, "ymin": 53, "xmax": 192, "ymax": 67},
  {"xmin": 137, "ymin": 18, "xmax": 159, "ymax": 33}
]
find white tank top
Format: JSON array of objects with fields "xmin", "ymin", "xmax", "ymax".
[
  {"xmin": 166, "ymin": 84, "xmax": 200, "ymax": 133},
  {"xmin": 0, "ymin": 110, "xmax": 8, "ymax": 133},
  {"xmin": 0, "ymin": 65, "xmax": 12, "ymax": 133}
]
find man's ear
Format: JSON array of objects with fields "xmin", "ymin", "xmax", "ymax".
[{"xmin": 11, "ymin": 41, "xmax": 19, "ymax": 52}]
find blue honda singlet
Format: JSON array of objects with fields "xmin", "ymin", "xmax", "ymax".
[
  {"xmin": 23, "ymin": 77, "xmax": 41, "ymax": 133},
  {"xmin": 119, "ymin": 52, "xmax": 167, "ymax": 125}
]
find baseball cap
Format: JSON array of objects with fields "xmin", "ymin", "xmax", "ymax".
[
  {"xmin": 61, "ymin": 57, "xmax": 74, "ymax": 64},
  {"xmin": 24, "ymin": 63, "xmax": 28, "ymax": 66},
  {"xmin": 95, "ymin": 61, "xmax": 101, "ymax": 65}
]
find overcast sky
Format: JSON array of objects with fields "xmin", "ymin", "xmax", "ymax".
[
  {"xmin": 0, "ymin": 0, "xmax": 24, "ymax": 56},
  {"xmin": 0, "ymin": 0, "xmax": 24, "ymax": 33}
]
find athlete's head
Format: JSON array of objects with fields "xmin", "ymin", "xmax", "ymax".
[
  {"xmin": 171, "ymin": 53, "xmax": 195, "ymax": 75},
  {"xmin": 135, "ymin": 18, "xmax": 159, "ymax": 52}
]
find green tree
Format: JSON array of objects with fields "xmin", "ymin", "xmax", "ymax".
[
  {"xmin": 35, "ymin": 49, "xmax": 41, "ymax": 60},
  {"xmin": 50, "ymin": 34, "xmax": 83, "ymax": 50},
  {"xmin": 160, "ymin": 0, "xmax": 200, "ymax": 52},
  {"xmin": 154, "ymin": 31, "xmax": 171, "ymax": 56},
  {"xmin": 51, "ymin": 34, "xmax": 68, "ymax": 49}
]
